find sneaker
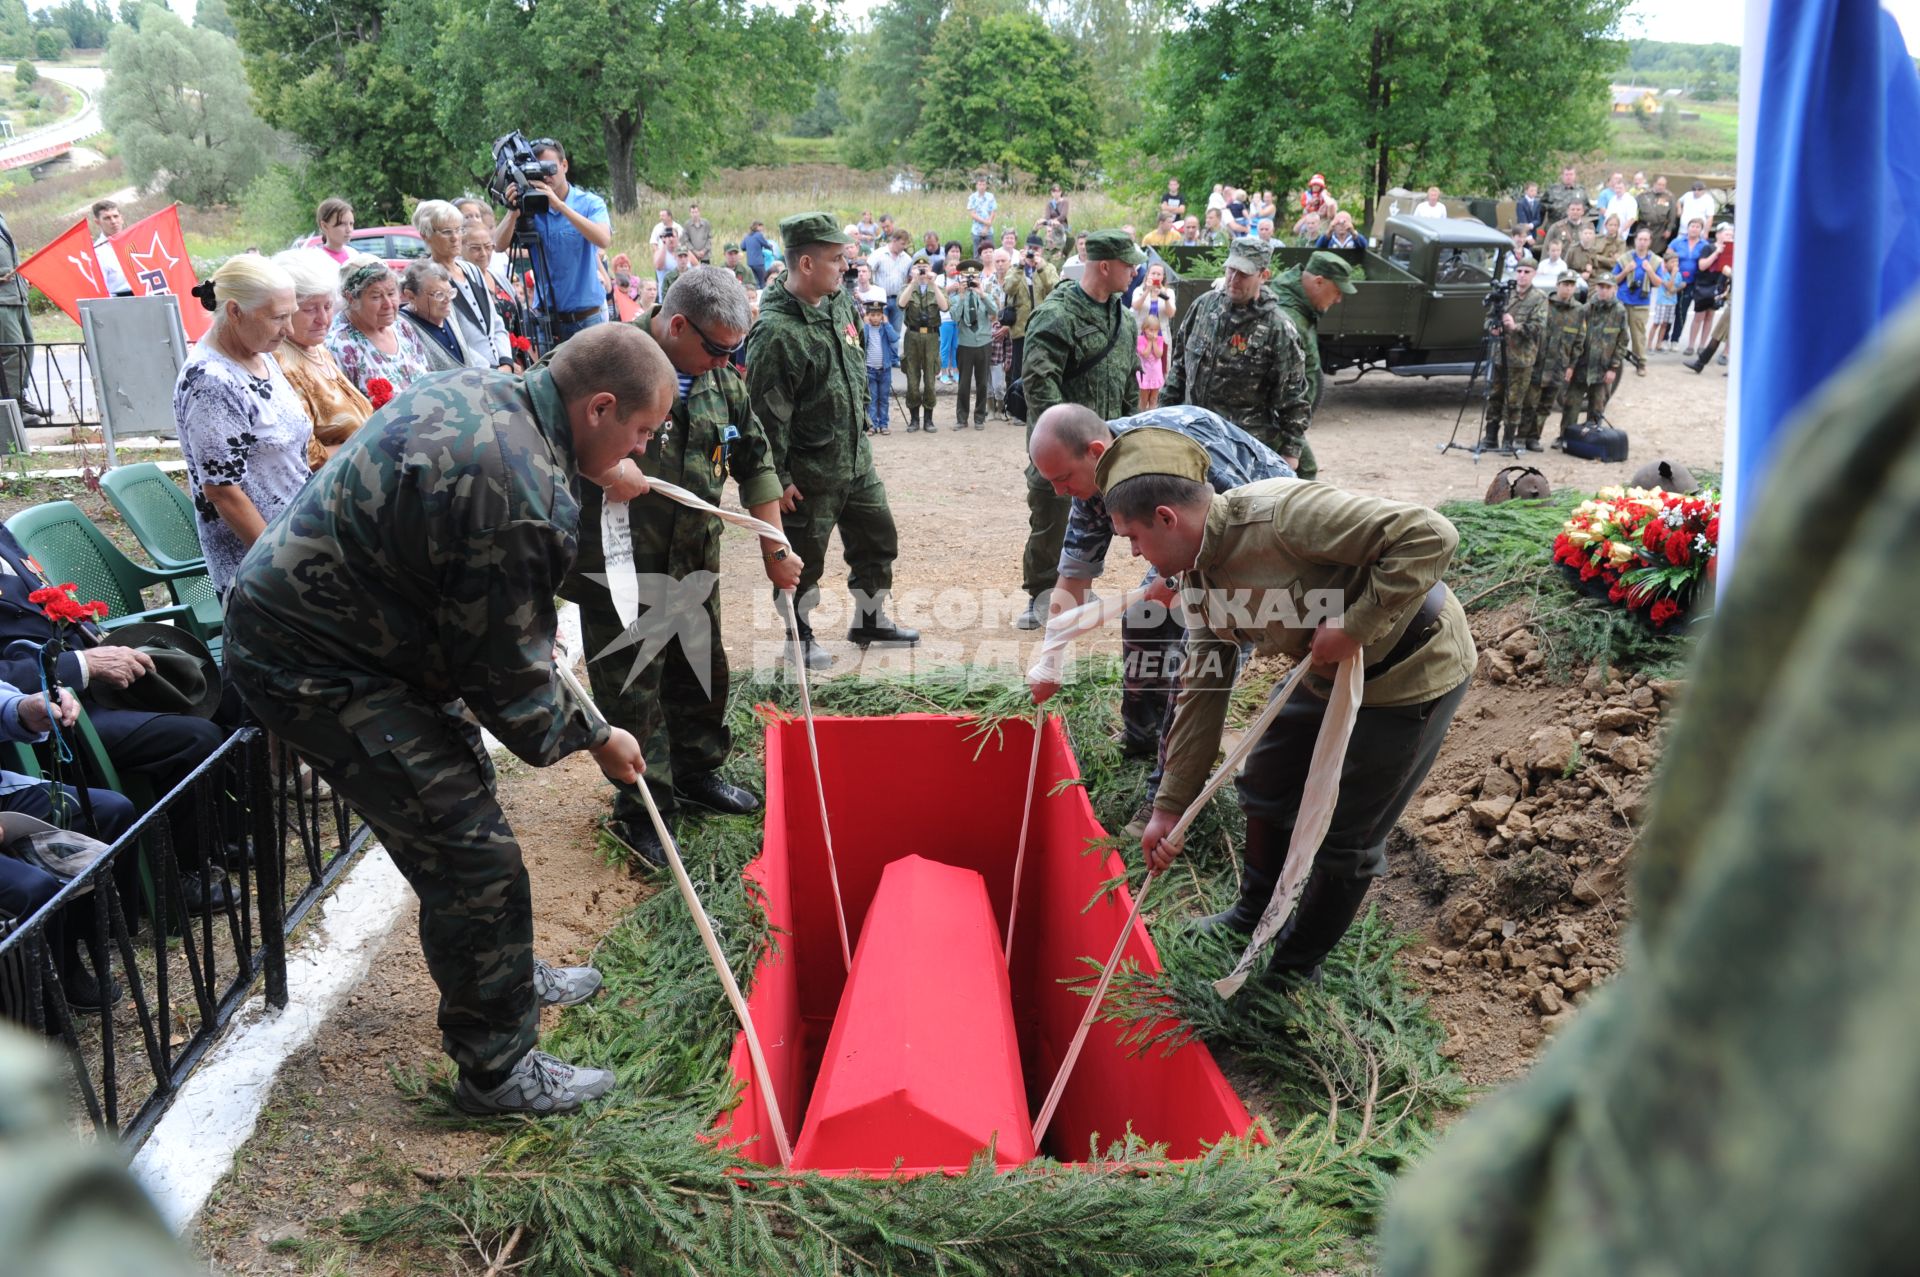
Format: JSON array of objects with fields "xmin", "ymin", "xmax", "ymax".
[
  {"xmin": 532, "ymin": 958, "xmax": 603, "ymax": 1008},
  {"xmin": 452, "ymin": 1049, "xmax": 615, "ymax": 1116},
  {"xmin": 1013, "ymin": 596, "xmax": 1043, "ymax": 631}
]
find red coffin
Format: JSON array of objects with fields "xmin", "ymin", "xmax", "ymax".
[{"xmin": 716, "ymin": 714, "xmax": 1256, "ymax": 1176}]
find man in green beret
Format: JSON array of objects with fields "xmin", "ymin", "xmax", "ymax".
[
  {"xmin": 1095, "ymin": 427, "xmax": 1476, "ymax": 981},
  {"xmin": 745, "ymin": 212, "xmax": 918, "ymax": 669},
  {"xmin": 1013, "ymin": 229, "xmax": 1141, "ymax": 630},
  {"xmin": 1162, "ymin": 236, "xmax": 1314, "ymax": 468},
  {"xmin": 1266, "ymin": 249, "xmax": 1357, "ymax": 481}
]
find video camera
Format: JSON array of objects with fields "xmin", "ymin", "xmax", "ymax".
[
  {"xmin": 1483, "ymin": 278, "xmax": 1517, "ymax": 337},
  {"xmin": 487, "ymin": 131, "xmax": 561, "ymax": 217}
]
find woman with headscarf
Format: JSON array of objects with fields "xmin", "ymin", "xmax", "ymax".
[
  {"xmin": 174, "ymin": 256, "xmax": 314, "ymax": 591},
  {"xmin": 270, "ymin": 247, "xmax": 373, "ymax": 470},
  {"xmin": 326, "ymin": 257, "xmax": 433, "ymax": 399}
]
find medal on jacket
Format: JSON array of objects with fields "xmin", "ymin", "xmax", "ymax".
[{"xmin": 600, "ymin": 500, "xmax": 640, "ymax": 630}]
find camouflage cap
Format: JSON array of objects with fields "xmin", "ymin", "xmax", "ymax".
[
  {"xmin": 1094, "ymin": 426, "xmax": 1211, "ymax": 494},
  {"xmin": 779, "ymin": 211, "xmax": 852, "ymax": 250},
  {"xmin": 1084, "ymin": 229, "xmax": 1146, "ymax": 265},
  {"xmin": 1304, "ymin": 250, "xmax": 1358, "ymax": 294},
  {"xmin": 1225, "ymin": 236, "xmax": 1274, "ymax": 275}
]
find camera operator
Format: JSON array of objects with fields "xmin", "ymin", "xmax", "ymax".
[
  {"xmin": 1481, "ymin": 261, "xmax": 1546, "ymax": 452},
  {"xmin": 491, "ymin": 138, "xmax": 614, "ymax": 344}
]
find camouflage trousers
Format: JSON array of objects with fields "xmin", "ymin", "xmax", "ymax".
[
  {"xmin": 1023, "ymin": 414, "xmax": 1073, "ymax": 600},
  {"xmin": 783, "ymin": 468, "xmax": 899, "ymax": 620},
  {"xmin": 1294, "ymin": 438, "xmax": 1318, "ymax": 481},
  {"xmin": 902, "ymin": 330, "xmax": 939, "ymax": 414},
  {"xmin": 1559, "ymin": 375, "xmax": 1616, "ymax": 433},
  {"xmin": 1522, "ymin": 375, "xmax": 1562, "ymax": 444},
  {"xmin": 1484, "ymin": 356, "xmax": 1537, "ymax": 443},
  {"xmin": 576, "ymin": 554, "xmax": 731, "ymax": 821},
  {"xmin": 224, "ymin": 660, "xmax": 536, "ymax": 1088}
]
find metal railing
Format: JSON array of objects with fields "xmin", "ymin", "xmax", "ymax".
[
  {"xmin": 0, "ymin": 727, "xmax": 374, "ymax": 1145},
  {"xmin": 0, "ymin": 340, "xmax": 99, "ymax": 429}
]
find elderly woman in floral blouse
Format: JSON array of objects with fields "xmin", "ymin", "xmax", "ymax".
[
  {"xmin": 270, "ymin": 247, "xmax": 372, "ymax": 470},
  {"xmin": 326, "ymin": 257, "xmax": 432, "ymax": 399}
]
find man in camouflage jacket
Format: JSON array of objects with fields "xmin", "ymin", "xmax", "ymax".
[
  {"xmin": 569, "ymin": 267, "xmax": 801, "ymax": 867},
  {"xmin": 1162, "ymin": 237, "xmax": 1313, "ymax": 466},
  {"xmin": 1014, "ymin": 229, "xmax": 1142, "ymax": 630},
  {"xmin": 223, "ymin": 326, "xmax": 662, "ymax": 1116},
  {"xmin": 1526, "ymin": 274, "xmax": 1587, "ymax": 448},
  {"xmin": 745, "ymin": 212, "xmax": 917, "ymax": 668},
  {"xmin": 1268, "ymin": 250, "xmax": 1358, "ymax": 481},
  {"xmin": 1559, "ymin": 275, "xmax": 1629, "ymax": 436},
  {"xmin": 1484, "ymin": 257, "xmax": 1549, "ymax": 451}
]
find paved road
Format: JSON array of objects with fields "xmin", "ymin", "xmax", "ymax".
[{"xmin": 0, "ymin": 64, "xmax": 106, "ymax": 167}]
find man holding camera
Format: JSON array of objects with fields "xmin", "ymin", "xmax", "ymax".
[
  {"xmin": 746, "ymin": 213, "xmax": 918, "ymax": 668},
  {"xmin": 491, "ymin": 138, "xmax": 614, "ymax": 344},
  {"xmin": 899, "ymin": 256, "xmax": 946, "ymax": 433},
  {"xmin": 950, "ymin": 258, "xmax": 995, "ymax": 430},
  {"xmin": 1481, "ymin": 257, "xmax": 1548, "ymax": 452}
]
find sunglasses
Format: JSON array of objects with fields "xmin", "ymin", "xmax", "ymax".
[{"xmin": 681, "ymin": 314, "xmax": 743, "ymax": 360}]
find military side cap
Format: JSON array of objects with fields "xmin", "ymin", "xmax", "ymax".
[
  {"xmin": 779, "ymin": 211, "xmax": 851, "ymax": 249},
  {"xmin": 1084, "ymin": 229, "xmax": 1146, "ymax": 265},
  {"xmin": 1225, "ymin": 236, "xmax": 1273, "ymax": 275},
  {"xmin": 1304, "ymin": 250, "xmax": 1358, "ymax": 294},
  {"xmin": 1094, "ymin": 427, "xmax": 1211, "ymax": 494}
]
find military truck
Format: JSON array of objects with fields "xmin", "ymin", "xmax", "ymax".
[{"xmin": 1168, "ymin": 215, "xmax": 1521, "ymax": 385}]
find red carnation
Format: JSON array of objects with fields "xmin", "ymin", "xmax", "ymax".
[
  {"xmin": 1579, "ymin": 561, "xmax": 1601, "ymax": 581},
  {"xmin": 510, "ymin": 334, "xmax": 533, "ymax": 354},
  {"xmin": 1650, "ymin": 597, "xmax": 1680, "ymax": 626},
  {"xmin": 1706, "ymin": 516, "xmax": 1720, "ymax": 544},
  {"xmin": 366, "ymin": 377, "xmax": 395, "ymax": 410},
  {"xmin": 1663, "ymin": 530, "xmax": 1691, "ymax": 565}
]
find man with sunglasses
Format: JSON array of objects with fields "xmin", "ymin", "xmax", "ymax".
[
  {"xmin": 567, "ymin": 266, "xmax": 800, "ymax": 867},
  {"xmin": 490, "ymin": 137, "xmax": 613, "ymax": 346}
]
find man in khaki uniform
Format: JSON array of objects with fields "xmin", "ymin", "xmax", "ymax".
[{"xmin": 1107, "ymin": 429, "xmax": 1476, "ymax": 981}]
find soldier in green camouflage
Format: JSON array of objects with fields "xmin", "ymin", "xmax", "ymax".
[
  {"xmin": 745, "ymin": 212, "xmax": 918, "ymax": 669},
  {"xmin": 898, "ymin": 258, "xmax": 945, "ymax": 433},
  {"xmin": 568, "ymin": 267, "xmax": 802, "ymax": 869},
  {"xmin": 1014, "ymin": 229, "xmax": 1142, "ymax": 630},
  {"xmin": 1161, "ymin": 236, "xmax": 1314, "ymax": 466},
  {"xmin": 223, "ymin": 325, "xmax": 663, "ymax": 1116},
  {"xmin": 1482, "ymin": 257, "xmax": 1549, "ymax": 451},
  {"xmin": 1268, "ymin": 250, "xmax": 1358, "ymax": 482},
  {"xmin": 1383, "ymin": 289, "xmax": 1920, "ymax": 1277},
  {"xmin": 1525, "ymin": 274, "xmax": 1586, "ymax": 448},
  {"xmin": 1559, "ymin": 275, "xmax": 1629, "ymax": 436}
]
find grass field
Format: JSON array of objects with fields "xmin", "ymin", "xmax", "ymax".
[{"xmin": 1604, "ymin": 99, "xmax": 1739, "ymax": 172}]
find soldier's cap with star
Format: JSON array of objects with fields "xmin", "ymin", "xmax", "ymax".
[
  {"xmin": 778, "ymin": 211, "xmax": 852, "ymax": 250},
  {"xmin": 1083, "ymin": 230, "xmax": 1146, "ymax": 265},
  {"xmin": 1592, "ymin": 274, "xmax": 1617, "ymax": 287},
  {"xmin": 1304, "ymin": 250, "xmax": 1359, "ymax": 294},
  {"xmin": 1514, "ymin": 253, "xmax": 1537, "ymax": 268},
  {"xmin": 1093, "ymin": 426, "xmax": 1211, "ymax": 495},
  {"xmin": 1225, "ymin": 236, "xmax": 1274, "ymax": 275},
  {"xmin": 723, "ymin": 242, "xmax": 741, "ymax": 253},
  {"xmin": 959, "ymin": 257, "xmax": 983, "ymax": 272},
  {"xmin": 1556, "ymin": 273, "xmax": 1579, "ymax": 287}
]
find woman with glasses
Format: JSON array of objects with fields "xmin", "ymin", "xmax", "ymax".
[
  {"xmin": 416, "ymin": 199, "xmax": 512, "ymax": 371},
  {"xmin": 271, "ymin": 248, "xmax": 372, "ymax": 469}
]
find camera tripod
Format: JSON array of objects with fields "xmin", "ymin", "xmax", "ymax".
[
  {"xmin": 1437, "ymin": 328, "xmax": 1520, "ymax": 461},
  {"xmin": 505, "ymin": 222, "xmax": 558, "ymax": 358}
]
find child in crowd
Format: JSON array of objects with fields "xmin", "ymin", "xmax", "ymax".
[
  {"xmin": 863, "ymin": 298, "xmax": 900, "ymax": 436},
  {"xmin": 1651, "ymin": 249, "xmax": 1681, "ymax": 352},
  {"xmin": 1136, "ymin": 313, "xmax": 1166, "ymax": 410}
]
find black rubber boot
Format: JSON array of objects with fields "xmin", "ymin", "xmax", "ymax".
[
  {"xmin": 786, "ymin": 613, "xmax": 832, "ymax": 671},
  {"xmin": 847, "ymin": 594, "xmax": 921, "ymax": 647},
  {"xmin": 906, "ymin": 409, "xmax": 921, "ymax": 433},
  {"xmin": 1685, "ymin": 338, "xmax": 1721, "ymax": 373},
  {"xmin": 1479, "ymin": 418, "xmax": 1501, "ymax": 451},
  {"xmin": 1263, "ymin": 866, "xmax": 1374, "ymax": 984},
  {"xmin": 1195, "ymin": 816, "xmax": 1285, "ymax": 936}
]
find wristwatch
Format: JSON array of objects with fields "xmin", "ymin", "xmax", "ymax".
[{"xmin": 767, "ymin": 547, "xmax": 789, "ymax": 561}]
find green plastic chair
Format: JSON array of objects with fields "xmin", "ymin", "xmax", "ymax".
[
  {"xmin": 96, "ymin": 463, "xmax": 208, "ymax": 572},
  {"xmin": 4, "ymin": 501, "xmax": 221, "ymax": 659}
]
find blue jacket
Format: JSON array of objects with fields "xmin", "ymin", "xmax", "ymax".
[
  {"xmin": 863, "ymin": 319, "xmax": 900, "ymax": 370},
  {"xmin": 1315, "ymin": 232, "xmax": 1370, "ymax": 252},
  {"xmin": 742, "ymin": 230, "xmax": 771, "ymax": 270}
]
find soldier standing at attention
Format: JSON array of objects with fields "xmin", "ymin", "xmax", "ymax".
[
  {"xmin": 222, "ymin": 324, "xmax": 662, "ymax": 1116},
  {"xmin": 1560, "ymin": 275, "xmax": 1629, "ymax": 439},
  {"xmin": 1101, "ymin": 429, "xmax": 1475, "ymax": 977},
  {"xmin": 570, "ymin": 267, "xmax": 804, "ymax": 868},
  {"xmin": 1014, "ymin": 230, "xmax": 1143, "ymax": 631},
  {"xmin": 1267, "ymin": 249, "xmax": 1358, "ymax": 481},
  {"xmin": 1162, "ymin": 237, "xmax": 1314, "ymax": 467},
  {"xmin": 1525, "ymin": 274, "xmax": 1586, "ymax": 450},
  {"xmin": 899, "ymin": 257, "xmax": 945, "ymax": 433},
  {"xmin": 1482, "ymin": 256, "xmax": 1548, "ymax": 452},
  {"xmin": 746, "ymin": 212, "xmax": 918, "ymax": 669}
]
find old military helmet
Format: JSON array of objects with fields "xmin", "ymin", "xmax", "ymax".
[
  {"xmin": 1485, "ymin": 465, "xmax": 1552, "ymax": 505},
  {"xmin": 1631, "ymin": 459, "xmax": 1700, "ymax": 493}
]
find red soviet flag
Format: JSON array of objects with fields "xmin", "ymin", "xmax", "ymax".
[
  {"xmin": 109, "ymin": 204, "xmax": 208, "ymax": 340},
  {"xmin": 14, "ymin": 218, "xmax": 107, "ymax": 325}
]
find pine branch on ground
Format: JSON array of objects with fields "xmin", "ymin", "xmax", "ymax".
[{"xmin": 336, "ymin": 666, "xmax": 1462, "ymax": 1275}]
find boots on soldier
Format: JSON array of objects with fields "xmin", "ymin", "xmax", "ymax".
[
  {"xmin": 1685, "ymin": 338, "xmax": 1721, "ymax": 373},
  {"xmin": 924, "ymin": 415, "xmax": 938, "ymax": 433},
  {"xmin": 1195, "ymin": 816, "xmax": 1285, "ymax": 936},
  {"xmin": 1262, "ymin": 864, "xmax": 1374, "ymax": 984},
  {"xmin": 1478, "ymin": 416, "xmax": 1501, "ymax": 451},
  {"xmin": 906, "ymin": 408, "xmax": 921, "ymax": 433},
  {"xmin": 785, "ymin": 613, "xmax": 832, "ymax": 671},
  {"xmin": 846, "ymin": 593, "xmax": 921, "ymax": 647}
]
